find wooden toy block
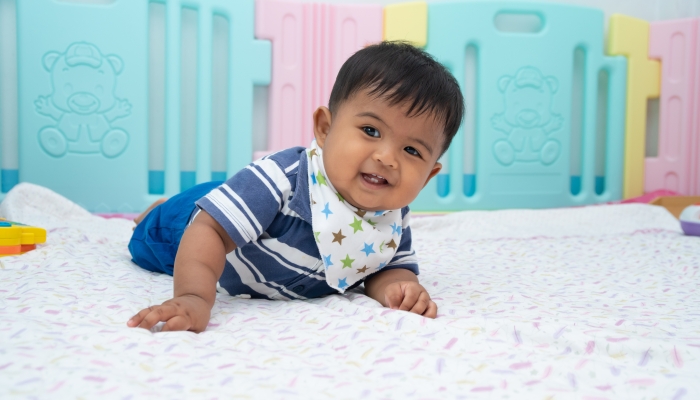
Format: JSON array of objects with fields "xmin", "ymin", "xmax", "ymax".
[{"xmin": 650, "ymin": 196, "xmax": 700, "ymax": 219}]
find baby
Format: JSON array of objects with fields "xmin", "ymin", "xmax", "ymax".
[{"xmin": 127, "ymin": 42, "xmax": 464, "ymax": 333}]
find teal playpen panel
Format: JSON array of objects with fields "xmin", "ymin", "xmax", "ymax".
[
  {"xmin": 18, "ymin": 0, "xmax": 149, "ymax": 212},
  {"xmin": 16, "ymin": 0, "xmax": 270, "ymax": 212},
  {"xmin": 413, "ymin": 1, "xmax": 627, "ymax": 211}
]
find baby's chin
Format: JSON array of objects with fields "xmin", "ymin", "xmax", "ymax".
[{"xmin": 344, "ymin": 196, "xmax": 406, "ymax": 212}]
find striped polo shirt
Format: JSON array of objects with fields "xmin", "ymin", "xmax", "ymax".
[{"xmin": 195, "ymin": 147, "xmax": 419, "ymax": 300}]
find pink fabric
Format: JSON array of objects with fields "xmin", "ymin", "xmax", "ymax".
[
  {"xmin": 95, "ymin": 213, "xmax": 139, "ymax": 220},
  {"xmin": 618, "ymin": 189, "xmax": 680, "ymax": 204}
]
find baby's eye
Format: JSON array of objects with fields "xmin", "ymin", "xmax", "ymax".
[
  {"xmin": 404, "ymin": 146, "xmax": 420, "ymax": 157},
  {"xmin": 363, "ymin": 126, "xmax": 380, "ymax": 138}
]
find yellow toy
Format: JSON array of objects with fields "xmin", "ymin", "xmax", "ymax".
[{"xmin": 0, "ymin": 219, "xmax": 46, "ymax": 256}]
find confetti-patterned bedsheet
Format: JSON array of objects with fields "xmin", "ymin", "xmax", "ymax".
[{"xmin": 1, "ymin": 183, "xmax": 699, "ymax": 399}]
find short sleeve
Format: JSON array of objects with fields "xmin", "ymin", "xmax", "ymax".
[
  {"xmin": 382, "ymin": 207, "xmax": 419, "ymax": 275},
  {"xmin": 195, "ymin": 158, "xmax": 291, "ymax": 248}
]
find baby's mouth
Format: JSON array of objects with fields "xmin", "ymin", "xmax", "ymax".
[{"xmin": 361, "ymin": 173, "xmax": 388, "ymax": 186}]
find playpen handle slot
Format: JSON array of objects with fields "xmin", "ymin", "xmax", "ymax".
[
  {"xmin": 0, "ymin": 0, "xmax": 19, "ymax": 193},
  {"xmin": 598, "ymin": 57, "xmax": 627, "ymax": 201},
  {"xmin": 164, "ymin": 0, "xmax": 182, "ymax": 196},
  {"xmin": 196, "ymin": 7, "xmax": 213, "ymax": 185},
  {"xmin": 493, "ymin": 9, "xmax": 546, "ymax": 34}
]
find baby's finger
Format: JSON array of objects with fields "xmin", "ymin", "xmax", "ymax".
[
  {"xmin": 137, "ymin": 305, "xmax": 178, "ymax": 330},
  {"xmin": 127, "ymin": 307, "xmax": 154, "ymax": 327},
  {"xmin": 161, "ymin": 315, "xmax": 192, "ymax": 332},
  {"xmin": 423, "ymin": 300, "xmax": 438, "ymax": 319},
  {"xmin": 398, "ymin": 284, "xmax": 421, "ymax": 311},
  {"xmin": 383, "ymin": 283, "xmax": 404, "ymax": 309},
  {"xmin": 409, "ymin": 291, "xmax": 431, "ymax": 315}
]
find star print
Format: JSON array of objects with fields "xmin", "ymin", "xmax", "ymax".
[
  {"xmin": 341, "ymin": 254, "xmax": 354, "ymax": 269},
  {"xmin": 374, "ymin": 210, "xmax": 384, "ymax": 216},
  {"xmin": 337, "ymin": 278, "xmax": 348, "ymax": 290},
  {"xmin": 332, "ymin": 229, "xmax": 346, "ymax": 245},
  {"xmin": 309, "ymin": 148, "xmax": 318, "ymax": 158},
  {"xmin": 366, "ymin": 219, "xmax": 377, "ymax": 227},
  {"xmin": 378, "ymin": 262, "xmax": 387, "ymax": 269},
  {"xmin": 316, "ymin": 172, "xmax": 327, "ymax": 186},
  {"xmin": 386, "ymin": 239, "xmax": 397, "ymax": 249},
  {"xmin": 356, "ymin": 266, "xmax": 368, "ymax": 274},
  {"xmin": 361, "ymin": 242, "xmax": 376, "ymax": 257},
  {"xmin": 323, "ymin": 254, "xmax": 333, "ymax": 267},
  {"xmin": 379, "ymin": 241, "xmax": 385, "ymax": 253},
  {"xmin": 322, "ymin": 203, "xmax": 333, "ymax": 219},
  {"xmin": 349, "ymin": 217, "xmax": 363, "ymax": 233},
  {"xmin": 314, "ymin": 231, "xmax": 321, "ymax": 243},
  {"xmin": 391, "ymin": 222, "xmax": 400, "ymax": 235},
  {"xmin": 336, "ymin": 192, "xmax": 345, "ymax": 202},
  {"xmin": 310, "ymin": 173, "xmax": 317, "ymax": 185},
  {"xmin": 355, "ymin": 209, "xmax": 366, "ymax": 218}
]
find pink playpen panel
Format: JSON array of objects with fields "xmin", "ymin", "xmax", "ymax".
[
  {"xmin": 255, "ymin": 0, "xmax": 382, "ymax": 160},
  {"xmin": 646, "ymin": 18, "xmax": 700, "ymax": 195},
  {"xmin": 694, "ymin": 21, "xmax": 700, "ymax": 196}
]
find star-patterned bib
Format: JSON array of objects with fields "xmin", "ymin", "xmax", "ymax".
[{"xmin": 307, "ymin": 140, "xmax": 403, "ymax": 293}]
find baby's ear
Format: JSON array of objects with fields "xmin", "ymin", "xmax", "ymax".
[
  {"xmin": 422, "ymin": 162, "xmax": 442, "ymax": 188},
  {"xmin": 313, "ymin": 107, "xmax": 332, "ymax": 148}
]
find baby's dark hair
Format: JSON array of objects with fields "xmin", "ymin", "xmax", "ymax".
[{"xmin": 328, "ymin": 41, "xmax": 465, "ymax": 156}]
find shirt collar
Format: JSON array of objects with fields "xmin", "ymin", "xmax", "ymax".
[{"xmin": 287, "ymin": 150, "xmax": 313, "ymax": 224}]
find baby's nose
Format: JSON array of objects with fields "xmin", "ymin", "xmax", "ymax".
[{"xmin": 373, "ymin": 149, "xmax": 397, "ymax": 168}]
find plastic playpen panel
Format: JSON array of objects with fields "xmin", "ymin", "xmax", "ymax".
[
  {"xmin": 412, "ymin": 1, "xmax": 627, "ymax": 211},
  {"xmin": 696, "ymin": 20, "xmax": 700, "ymax": 196},
  {"xmin": 608, "ymin": 14, "xmax": 660, "ymax": 199},
  {"xmin": 254, "ymin": 0, "xmax": 382, "ymax": 160},
  {"xmin": 16, "ymin": 0, "xmax": 270, "ymax": 212},
  {"xmin": 5, "ymin": 0, "xmax": 657, "ymax": 212},
  {"xmin": 383, "ymin": 1, "xmax": 427, "ymax": 48},
  {"xmin": 18, "ymin": 0, "xmax": 149, "ymax": 212},
  {"xmin": 646, "ymin": 18, "xmax": 699, "ymax": 196}
]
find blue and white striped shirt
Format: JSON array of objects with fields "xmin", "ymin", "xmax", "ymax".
[{"xmin": 195, "ymin": 147, "xmax": 419, "ymax": 300}]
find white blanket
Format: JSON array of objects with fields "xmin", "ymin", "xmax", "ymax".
[{"xmin": 1, "ymin": 182, "xmax": 699, "ymax": 398}]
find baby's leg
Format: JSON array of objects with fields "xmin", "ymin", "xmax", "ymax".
[{"xmin": 134, "ymin": 198, "xmax": 167, "ymax": 225}]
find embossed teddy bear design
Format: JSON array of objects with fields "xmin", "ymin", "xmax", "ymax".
[
  {"xmin": 35, "ymin": 42, "xmax": 131, "ymax": 158},
  {"xmin": 491, "ymin": 66, "xmax": 563, "ymax": 166}
]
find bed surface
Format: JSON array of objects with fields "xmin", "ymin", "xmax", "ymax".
[{"xmin": 1, "ymin": 183, "xmax": 699, "ymax": 398}]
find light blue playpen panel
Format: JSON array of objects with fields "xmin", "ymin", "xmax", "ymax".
[
  {"xmin": 413, "ymin": 1, "xmax": 627, "ymax": 211},
  {"xmin": 16, "ymin": 0, "xmax": 270, "ymax": 212}
]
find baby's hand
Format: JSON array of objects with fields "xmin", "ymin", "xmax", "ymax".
[
  {"xmin": 383, "ymin": 281, "xmax": 438, "ymax": 318},
  {"xmin": 127, "ymin": 294, "xmax": 210, "ymax": 333}
]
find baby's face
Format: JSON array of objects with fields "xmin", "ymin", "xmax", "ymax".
[{"xmin": 313, "ymin": 89, "xmax": 443, "ymax": 211}]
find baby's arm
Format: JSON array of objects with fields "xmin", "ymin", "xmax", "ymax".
[
  {"xmin": 127, "ymin": 210, "xmax": 236, "ymax": 332},
  {"xmin": 364, "ymin": 268, "xmax": 437, "ymax": 318}
]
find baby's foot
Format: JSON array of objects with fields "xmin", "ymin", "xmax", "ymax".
[{"xmin": 134, "ymin": 198, "xmax": 167, "ymax": 226}]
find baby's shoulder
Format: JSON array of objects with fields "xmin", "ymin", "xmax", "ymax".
[
  {"xmin": 257, "ymin": 147, "xmax": 305, "ymax": 176},
  {"xmin": 250, "ymin": 146, "xmax": 306, "ymax": 189}
]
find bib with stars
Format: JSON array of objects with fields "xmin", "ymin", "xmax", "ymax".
[{"xmin": 307, "ymin": 140, "xmax": 403, "ymax": 293}]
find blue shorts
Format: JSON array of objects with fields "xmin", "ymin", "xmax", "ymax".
[{"xmin": 128, "ymin": 181, "xmax": 222, "ymax": 276}]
